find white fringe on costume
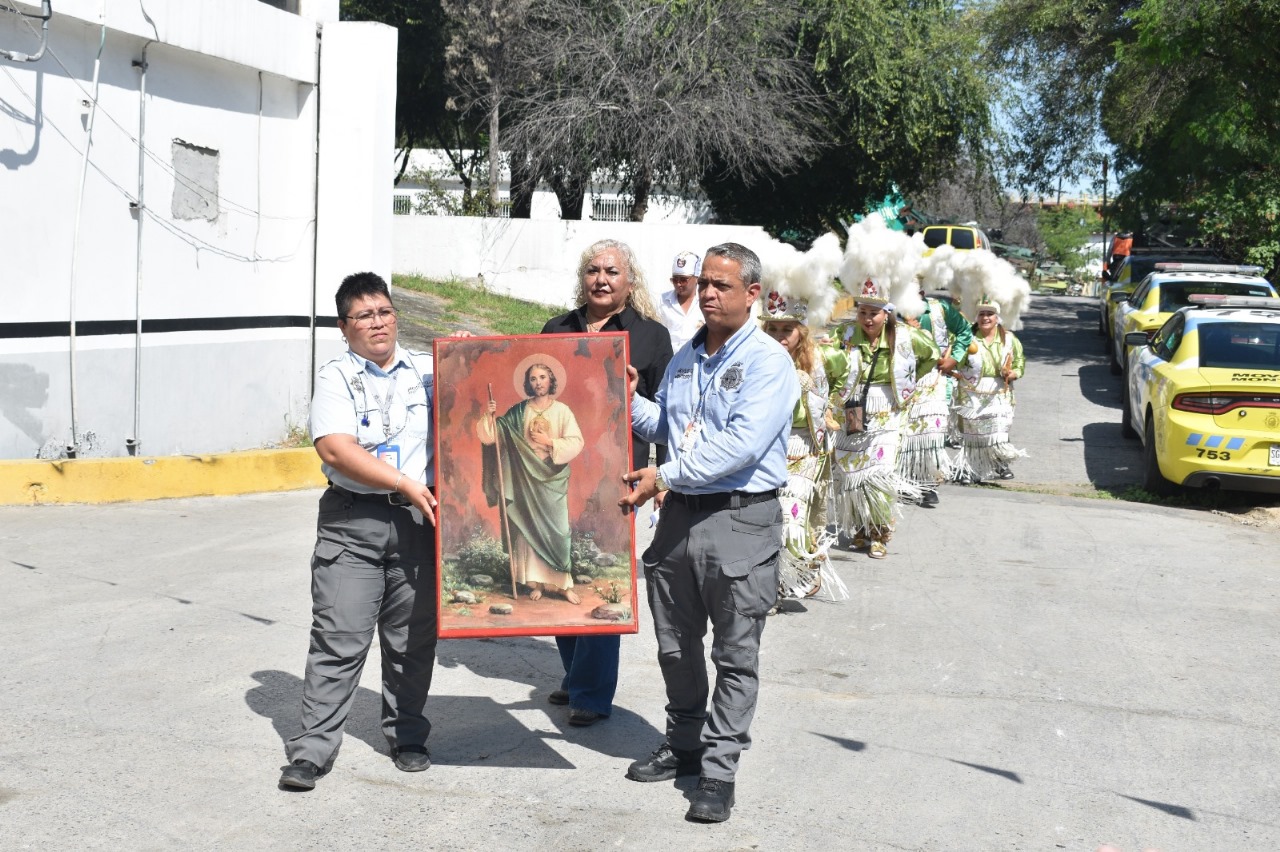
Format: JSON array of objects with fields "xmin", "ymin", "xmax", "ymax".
[
  {"xmin": 945, "ymin": 374, "xmax": 962, "ymax": 446},
  {"xmin": 830, "ymin": 385, "xmax": 922, "ymax": 535},
  {"xmin": 952, "ymin": 377, "xmax": 1028, "ymax": 481},
  {"xmin": 779, "ymin": 431, "xmax": 847, "ymax": 601},
  {"xmin": 897, "ymin": 369, "xmax": 953, "ymax": 487}
]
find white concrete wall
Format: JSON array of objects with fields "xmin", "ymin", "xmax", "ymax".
[
  {"xmin": 46, "ymin": 0, "xmax": 321, "ymax": 83},
  {"xmin": 392, "ymin": 217, "xmax": 770, "ymax": 310},
  {"xmin": 0, "ymin": 3, "xmax": 392, "ymax": 460},
  {"xmin": 395, "ymin": 148, "xmax": 714, "ymax": 223}
]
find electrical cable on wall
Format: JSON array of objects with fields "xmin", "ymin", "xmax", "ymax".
[
  {"xmin": 0, "ymin": 0, "xmax": 51, "ymax": 63},
  {"xmin": 2, "ymin": 64, "xmax": 316, "ymax": 264},
  {"xmin": 5, "ymin": 8, "xmax": 313, "ymax": 225}
]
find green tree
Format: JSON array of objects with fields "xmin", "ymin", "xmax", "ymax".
[
  {"xmin": 983, "ymin": 0, "xmax": 1125, "ymax": 196},
  {"xmin": 340, "ymin": 0, "xmax": 487, "ymax": 193},
  {"xmin": 1038, "ymin": 204, "xmax": 1101, "ymax": 273},
  {"xmin": 441, "ymin": 0, "xmax": 535, "ymax": 216},
  {"xmin": 503, "ymin": 0, "xmax": 817, "ymax": 221},
  {"xmin": 985, "ymin": 0, "xmax": 1280, "ymax": 276},
  {"xmin": 702, "ymin": 0, "xmax": 993, "ymax": 239}
]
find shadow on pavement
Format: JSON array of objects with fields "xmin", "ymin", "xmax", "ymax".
[
  {"xmin": 1019, "ymin": 296, "xmax": 1099, "ymax": 367},
  {"xmin": 1077, "ymin": 363, "xmax": 1123, "ymax": 409},
  {"xmin": 1079, "ymin": 421, "xmax": 1141, "ymax": 489},
  {"xmin": 247, "ymin": 666, "xmax": 646, "ymax": 770},
  {"xmin": 1074, "ymin": 306, "xmax": 1102, "ymax": 325},
  {"xmin": 438, "ymin": 636, "xmax": 664, "ymax": 763}
]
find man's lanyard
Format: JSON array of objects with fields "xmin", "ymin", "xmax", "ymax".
[{"xmin": 689, "ymin": 327, "xmax": 751, "ymax": 429}]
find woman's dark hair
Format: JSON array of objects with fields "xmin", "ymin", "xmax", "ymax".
[{"xmin": 335, "ymin": 272, "xmax": 391, "ymax": 320}]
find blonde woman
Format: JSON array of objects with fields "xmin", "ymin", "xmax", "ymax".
[{"xmin": 540, "ymin": 239, "xmax": 673, "ymax": 727}]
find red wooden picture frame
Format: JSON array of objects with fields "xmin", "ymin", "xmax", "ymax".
[{"xmin": 433, "ymin": 332, "xmax": 638, "ymax": 639}]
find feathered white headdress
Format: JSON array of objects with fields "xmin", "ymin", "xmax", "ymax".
[
  {"xmin": 838, "ymin": 217, "xmax": 927, "ymax": 319},
  {"xmin": 921, "ymin": 246, "xmax": 1032, "ymax": 329},
  {"xmin": 759, "ymin": 233, "xmax": 842, "ymax": 330}
]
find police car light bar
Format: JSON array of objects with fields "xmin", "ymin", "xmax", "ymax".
[
  {"xmin": 1154, "ymin": 262, "xmax": 1266, "ymax": 275},
  {"xmin": 1187, "ymin": 294, "xmax": 1280, "ymax": 309}
]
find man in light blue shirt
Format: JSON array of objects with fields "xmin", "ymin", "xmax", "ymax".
[
  {"xmin": 280, "ymin": 272, "xmax": 439, "ymax": 791},
  {"xmin": 620, "ymin": 243, "xmax": 799, "ymax": 823}
]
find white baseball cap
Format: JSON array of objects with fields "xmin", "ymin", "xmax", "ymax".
[{"xmin": 671, "ymin": 251, "xmax": 701, "ymax": 278}]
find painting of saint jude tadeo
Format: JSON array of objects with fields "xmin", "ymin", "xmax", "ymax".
[{"xmin": 433, "ymin": 333, "xmax": 638, "ymax": 639}]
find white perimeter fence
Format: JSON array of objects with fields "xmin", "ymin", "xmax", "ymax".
[{"xmin": 393, "ymin": 216, "xmax": 770, "ymax": 309}]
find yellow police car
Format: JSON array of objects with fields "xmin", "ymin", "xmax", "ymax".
[
  {"xmin": 1096, "ymin": 249, "xmax": 1222, "ymax": 337},
  {"xmin": 1109, "ymin": 263, "xmax": 1274, "ymax": 375},
  {"xmin": 1123, "ymin": 294, "xmax": 1280, "ymax": 495}
]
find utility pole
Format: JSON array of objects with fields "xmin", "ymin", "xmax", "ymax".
[{"xmin": 1100, "ymin": 156, "xmax": 1109, "ymax": 297}]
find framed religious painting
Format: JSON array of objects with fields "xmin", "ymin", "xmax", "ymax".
[{"xmin": 433, "ymin": 332, "xmax": 638, "ymax": 639}]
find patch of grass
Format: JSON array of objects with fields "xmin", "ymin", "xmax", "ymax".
[
  {"xmin": 1111, "ymin": 484, "xmax": 1278, "ymax": 512},
  {"xmin": 395, "ymin": 274, "xmax": 567, "ymax": 335},
  {"xmin": 1005, "ymin": 479, "xmax": 1279, "ymax": 514},
  {"xmin": 268, "ymin": 418, "xmax": 312, "ymax": 449}
]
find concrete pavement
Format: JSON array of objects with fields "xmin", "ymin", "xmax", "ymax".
[
  {"xmin": 1, "ymin": 484, "xmax": 1276, "ymax": 851},
  {"xmin": 2, "ymin": 294, "xmax": 1277, "ymax": 850}
]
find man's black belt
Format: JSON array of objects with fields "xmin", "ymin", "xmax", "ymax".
[
  {"xmin": 329, "ymin": 483, "xmax": 411, "ymax": 507},
  {"xmin": 666, "ymin": 488, "xmax": 779, "ymax": 512}
]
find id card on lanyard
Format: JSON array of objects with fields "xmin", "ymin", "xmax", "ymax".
[
  {"xmin": 375, "ymin": 443, "xmax": 401, "ymax": 469},
  {"xmin": 679, "ymin": 420, "xmax": 702, "ymax": 452},
  {"xmin": 681, "ymin": 331, "xmax": 748, "ymax": 454},
  {"xmin": 352, "ymin": 355, "xmax": 422, "ymax": 474}
]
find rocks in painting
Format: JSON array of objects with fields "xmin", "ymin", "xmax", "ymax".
[
  {"xmin": 452, "ymin": 590, "xmax": 477, "ymax": 605},
  {"xmin": 593, "ymin": 553, "xmax": 618, "ymax": 568},
  {"xmin": 591, "ymin": 603, "xmax": 631, "ymax": 621},
  {"xmin": 489, "ymin": 603, "xmax": 514, "ymax": 616},
  {"xmin": 468, "ymin": 574, "xmax": 493, "ymax": 587}
]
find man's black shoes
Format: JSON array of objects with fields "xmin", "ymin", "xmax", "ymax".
[
  {"xmin": 626, "ymin": 742, "xmax": 705, "ymax": 782},
  {"xmin": 920, "ymin": 489, "xmax": 940, "ymax": 507},
  {"xmin": 393, "ymin": 745, "xmax": 432, "ymax": 772},
  {"xmin": 686, "ymin": 777, "xmax": 735, "ymax": 823},
  {"xmin": 548, "ymin": 689, "xmax": 570, "ymax": 705},
  {"xmin": 279, "ymin": 759, "xmax": 321, "ymax": 790}
]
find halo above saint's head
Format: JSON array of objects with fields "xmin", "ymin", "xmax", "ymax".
[{"xmin": 513, "ymin": 353, "xmax": 568, "ymax": 399}]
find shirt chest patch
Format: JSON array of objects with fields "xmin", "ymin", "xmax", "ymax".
[
  {"xmin": 675, "ymin": 367, "xmax": 693, "ymax": 380},
  {"xmin": 720, "ymin": 363, "xmax": 745, "ymax": 390}
]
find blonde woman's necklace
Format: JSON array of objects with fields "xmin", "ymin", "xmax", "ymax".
[{"xmin": 585, "ymin": 309, "xmax": 618, "ymax": 332}]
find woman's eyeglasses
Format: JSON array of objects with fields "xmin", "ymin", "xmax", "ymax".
[{"xmin": 344, "ymin": 308, "xmax": 399, "ymax": 328}]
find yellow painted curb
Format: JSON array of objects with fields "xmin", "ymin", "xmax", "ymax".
[{"xmin": 0, "ymin": 448, "xmax": 327, "ymax": 505}]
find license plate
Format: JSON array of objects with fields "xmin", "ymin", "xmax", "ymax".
[{"xmin": 1271, "ymin": 445, "xmax": 1280, "ymax": 466}]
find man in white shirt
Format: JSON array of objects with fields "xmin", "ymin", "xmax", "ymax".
[{"xmin": 657, "ymin": 250, "xmax": 704, "ymax": 352}]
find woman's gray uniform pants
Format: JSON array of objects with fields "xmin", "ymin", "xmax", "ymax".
[{"xmin": 285, "ymin": 487, "xmax": 437, "ymax": 768}]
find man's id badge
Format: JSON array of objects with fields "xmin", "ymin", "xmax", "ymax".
[
  {"xmin": 375, "ymin": 443, "xmax": 401, "ymax": 469},
  {"xmin": 679, "ymin": 420, "xmax": 702, "ymax": 452}
]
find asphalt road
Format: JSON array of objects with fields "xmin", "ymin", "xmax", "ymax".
[
  {"xmin": 1004, "ymin": 295, "xmax": 1143, "ymax": 491},
  {"xmin": 1, "ymin": 295, "xmax": 1276, "ymax": 851}
]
